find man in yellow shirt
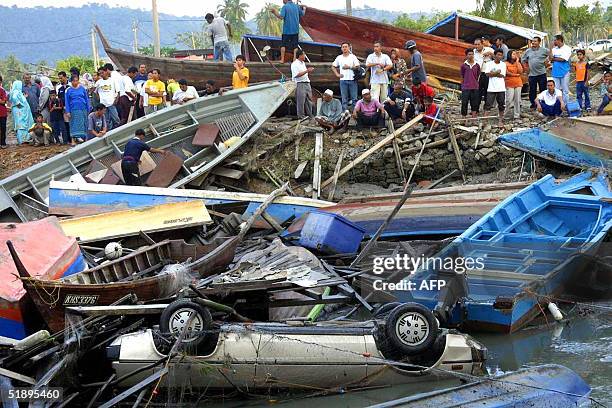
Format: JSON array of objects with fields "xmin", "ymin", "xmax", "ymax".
[
  {"xmin": 144, "ymin": 69, "xmax": 166, "ymax": 114},
  {"xmin": 232, "ymin": 55, "xmax": 249, "ymax": 89}
]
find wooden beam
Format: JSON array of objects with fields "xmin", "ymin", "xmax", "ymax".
[
  {"xmin": 327, "ymin": 150, "xmax": 344, "ymax": 201},
  {"xmin": 447, "ymin": 119, "xmax": 466, "ymax": 181},
  {"xmin": 321, "ymin": 114, "xmax": 423, "ymax": 189},
  {"xmin": 0, "ymin": 367, "xmax": 36, "ymax": 385},
  {"xmin": 312, "ymin": 133, "xmax": 323, "ymax": 199}
]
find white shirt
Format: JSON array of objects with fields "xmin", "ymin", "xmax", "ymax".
[
  {"xmin": 121, "ymin": 75, "xmax": 136, "ymax": 99},
  {"xmin": 291, "ymin": 59, "xmax": 310, "ymax": 83},
  {"xmin": 538, "ymin": 89, "xmax": 562, "ymax": 106},
  {"xmin": 172, "ymin": 86, "xmax": 199, "ymax": 103},
  {"xmin": 140, "ymin": 84, "xmax": 149, "ymax": 107},
  {"xmin": 95, "ymin": 78, "xmax": 117, "ymax": 107},
  {"xmin": 205, "ymin": 17, "xmax": 229, "ymax": 45},
  {"xmin": 551, "ymin": 44, "xmax": 572, "ymax": 62},
  {"xmin": 366, "ymin": 52, "xmax": 392, "ymax": 84},
  {"xmin": 473, "ymin": 46, "xmax": 494, "ymax": 67},
  {"xmin": 332, "ymin": 53, "xmax": 360, "ymax": 81},
  {"xmin": 483, "ymin": 60, "xmax": 507, "ymax": 92},
  {"xmin": 110, "ymin": 70, "xmax": 124, "ymax": 94}
]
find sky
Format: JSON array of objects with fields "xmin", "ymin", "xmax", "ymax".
[{"xmin": 6, "ymin": 0, "xmax": 607, "ymax": 19}]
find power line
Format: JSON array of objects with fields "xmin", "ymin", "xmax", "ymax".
[{"xmin": 0, "ymin": 33, "xmax": 90, "ymax": 45}]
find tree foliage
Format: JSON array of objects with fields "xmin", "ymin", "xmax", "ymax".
[
  {"xmin": 0, "ymin": 55, "xmax": 27, "ymax": 85},
  {"xmin": 55, "ymin": 56, "xmax": 96, "ymax": 76},
  {"xmin": 217, "ymin": 0, "xmax": 250, "ymax": 39},
  {"xmin": 138, "ymin": 45, "xmax": 178, "ymax": 57},
  {"xmin": 175, "ymin": 29, "xmax": 212, "ymax": 50},
  {"xmin": 393, "ymin": 11, "xmax": 449, "ymax": 32},
  {"xmin": 255, "ymin": 3, "xmax": 282, "ymax": 37}
]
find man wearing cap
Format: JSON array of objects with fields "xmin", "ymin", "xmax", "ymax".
[
  {"xmin": 404, "ymin": 40, "xmax": 427, "ymax": 86},
  {"xmin": 315, "ymin": 89, "xmax": 351, "ymax": 134},
  {"xmin": 291, "ymin": 49, "xmax": 315, "ymax": 119},
  {"xmin": 384, "ymin": 81, "xmax": 414, "ymax": 121},
  {"xmin": 365, "ymin": 41, "xmax": 393, "ymax": 103},
  {"xmin": 353, "ymin": 88, "xmax": 385, "ymax": 127},
  {"xmin": 522, "ymin": 36, "xmax": 549, "ymax": 110}
]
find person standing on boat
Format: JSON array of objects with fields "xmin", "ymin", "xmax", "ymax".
[
  {"xmin": 521, "ymin": 36, "xmax": 549, "ymax": 111},
  {"xmin": 144, "ymin": 69, "xmax": 166, "ymax": 114},
  {"xmin": 270, "ymin": 0, "xmax": 306, "ymax": 63},
  {"xmin": 291, "ymin": 49, "xmax": 314, "ymax": 119},
  {"xmin": 550, "ymin": 34, "xmax": 571, "ymax": 106},
  {"xmin": 331, "ymin": 42, "xmax": 360, "ymax": 111},
  {"xmin": 0, "ymin": 75, "xmax": 7, "ymax": 149},
  {"xmin": 65, "ymin": 75, "xmax": 91, "ymax": 146},
  {"xmin": 366, "ymin": 41, "xmax": 393, "ymax": 103},
  {"xmin": 121, "ymin": 129, "xmax": 166, "ymax": 186},
  {"xmin": 205, "ymin": 13, "xmax": 233, "ymax": 62},
  {"xmin": 404, "ymin": 40, "xmax": 427, "ymax": 87}
]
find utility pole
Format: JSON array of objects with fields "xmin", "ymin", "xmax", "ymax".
[
  {"xmin": 152, "ymin": 0, "xmax": 161, "ymax": 57},
  {"xmin": 132, "ymin": 20, "xmax": 139, "ymax": 53},
  {"xmin": 91, "ymin": 26, "xmax": 100, "ymax": 69},
  {"xmin": 346, "ymin": 0, "xmax": 352, "ymax": 16}
]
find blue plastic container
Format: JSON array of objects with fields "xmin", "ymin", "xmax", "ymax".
[
  {"xmin": 566, "ymin": 100, "xmax": 581, "ymax": 117},
  {"xmin": 298, "ymin": 211, "xmax": 366, "ymax": 255}
]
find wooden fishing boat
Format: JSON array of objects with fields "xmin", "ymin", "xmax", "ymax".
[
  {"xmin": 0, "ymin": 217, "xmax": 86, "ymax": 339},
  {"xmin": 499, "ymin": 117, "xmax": 612, "ymax": 169},
  {"xmin": 0, "ymin": 80, "xmax": 293, "ymax": 224},
  {"xmin": 240, "ymin": 33, "xmax": 341, "ymax": 63},
  {"xmin": 300, "ymin": 7, "xmax": 472, "ymax": 84},
  {"xmin": 395, "ymin": 171, "xmax": 612, "ymax": 333},
  {"xmin": 10, "ymin": 236, "xmax": 241, "ymax": 333},
  {"xmin": 96, "ymin": 26, "xmax": 338, "ymax": 90}
]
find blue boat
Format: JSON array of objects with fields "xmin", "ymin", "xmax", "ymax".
[
  {"xmin": 499, "ymin": 117, "xmax": 612, "ymax": 169},
  {"xmin": 393, "ymin": 171, "xmax": 612, "ymax": 333},
  {"xmin": 47, "ymin": 181, "xmax": 333, "ymax": 226},
  {"xmin": 368, "ymin": 364, "xmax": 591, "ymax": 408}
]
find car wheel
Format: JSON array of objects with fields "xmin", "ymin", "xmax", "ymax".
[
  {"xmin": 384, "ymin": 303, "xmax": 438, "ymax": 356},
  {"xmin": 160, "ymin": 299, "xmax": 212, "ymax": 346}
]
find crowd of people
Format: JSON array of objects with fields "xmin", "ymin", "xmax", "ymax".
[{"xmin": 0, "ymin": 64, "xmax": 219, "ymax": 149}]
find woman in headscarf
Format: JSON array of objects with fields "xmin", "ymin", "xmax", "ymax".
[
  {"xmin": 64, "ymin": 74, "xmax": 91, "ymax": 146},
  {"xmin": 38, "ymin": 76, "xmax": 54, "ymax": 123},
  {"xmin": 8, "ymin": 80, "xmax": 34, "ymax": 144}
]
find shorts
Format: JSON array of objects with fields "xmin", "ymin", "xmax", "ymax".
[{"xmin": 281, "ymin": 34, "xmax": 299, "ymax": 50}]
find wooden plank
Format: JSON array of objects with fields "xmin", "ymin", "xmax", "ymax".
[
  {"xmin": 327, "ymin": 150, "xmax": 344, "ymax": 201},
  {"xmin": 98, "ymin": 368, "xmax": 168, "ymax": 408},
  {"xmin": 0, "ymin": 367, "xmax": 36, "ymax": 385},
  {"xmin": 313, "ymin": 133, "xmax": 323, "ymax": 199},
  {"xmin": 145, "ymin": 152, "xmax": 184, "ymax": 188},
  {"xmin": 321, "ymin": 114, "xmax": 423, "ymax": 189},
  {"xmin": 211, "ymin": 167, "xmax": 245, "ymax": 180},
  {"xmin": 447, "ymin": 119, "xmax": 466, "ymax": 181}
]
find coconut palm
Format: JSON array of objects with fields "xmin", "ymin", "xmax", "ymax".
[
  {"xmin": 255, "ymin": 3, "xmax": 282, "ymax": 36},
  {"xmin": 217, "ymin": 0, "xmax": 249, "ymax": 38}
]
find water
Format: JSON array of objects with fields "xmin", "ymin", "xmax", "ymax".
[{"xmin": 204, "ymin": 303, "xmax": 611, "ymax": 407}]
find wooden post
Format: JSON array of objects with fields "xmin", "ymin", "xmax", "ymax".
[
  {"xmin": 447, "ymin": 119, "xmax": 466, "ymax": 181},
  {"xmin": 90, "ymin": 27, "xmax": 99, "ymax": 69},
  {"xmin": 346, "ymin": 0, "xmax": 352, "ymax": 16},
  {"xmin": 454, "ymin": 14, "xmax": 460, "ymax": 41},
  {"xmin": 327, "ymin": 151, "xmax": 344, "ymax": 201},
  {"xmin": 313, "ymin": 133, "xmax": 323, "ymax": 199}
]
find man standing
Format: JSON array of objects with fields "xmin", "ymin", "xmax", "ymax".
[
  {"xmin": 271, "ymin": 0, "xmax": 305, "ymax": 63},
  {"xmin": 232, "ymin": 55, "xmax": 250, "ymax": 89},
  {"xmin": 172, "ymin": 79, "xmax": 199, "ymax": 104},
  {"xmin": 118, "ymin": 67, "xmax": 137, "ymax": 125},
  {"xmin": 315, "ymin": 89, "xmax": 350, "ymax": 134},
  {"xmin": 95, "ymin": 67, "xmax": 120, "ymax": 130},
  {"xmin": 87, "ymin": 104, "xmax": 107, "ymax": 140},
  {"xmin": 550, "ymin": 34, "xmax": 571, "ymax": 105},
  {"xmin": 144, "ymin": 68, "xmax": 166, "ymax": 114},
  {"xmin": 56, "ymin": 71, "xmax": 71, "ymax": 141},
  {"xmin": 536, "ymin": 80, "xmax": 566, "ymax": 117},
  {"xmin": 121, "ymin": 129, "xmax": 166, "ymax": 186},
  {"xmin": 331, "ymin": 42, "xmax": 360, "ymax": 110},
  {"xmin": 483, "ymin": 49, "xmax": 507, "ymax": 126},
  {"xmin": 133, "ymin": 64, "xmax": 148, "ymax": 118},
  {"xmin": 291, "ymin": 49, "xmax": 314, "ymax": 119},
  {"xmin": 22, "ymin": 74, "xmax": 40, "ymax": 117},
  {"xmin": 460, "ymin": 48, "xmax": 481, "ymax": 118},
  {"xmin": 205, "ymin": 13, "xmax": 233, "ymax": 62},
  {"xmin": 404, "ymin": 40, "xmax": 427, "ymax": 85},
  {"xmin": 473, "ymin": 38, "xmax": 494, "ymax": 106},
  {"xmin": 521, "ymin": 36, "xmax": 549, "ymax": 110},
  {"xmin": 353, "ymin": 89, "xmax": 385, "ymax": 127},
  {"xmin": 0, "ymin": 75, "xmax": 7, "ymax": 149},
  {"xmin": 366, "ymin": 41, "xmax": 392, "ymax": 102},
  {"xmin": 494, "ymin": 35, "xmax": 509, "ymax": 61}
]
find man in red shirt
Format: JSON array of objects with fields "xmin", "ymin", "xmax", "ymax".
[
  {"xmin": 411, "ymin": 78, "xmax": 436, "ymax": 113},
  {"xmin": 422, "ymin": 96, "xmax": 440, "ymax": 126},
  {"xmin": 0, "ymin": 75, "xmax": 7, "ymax": 148}
]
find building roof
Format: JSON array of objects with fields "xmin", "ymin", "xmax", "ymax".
[{"xmin": 426, "ymin": 12, "xmax": 548, "ymax": 49}]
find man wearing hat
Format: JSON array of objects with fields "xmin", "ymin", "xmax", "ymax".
[
  {"xmin": 353, "ymin": 88, "xmax": 385, "ymax": 127},
  {"xmin": 315, "ymin": 89, "xmax": 351, "ymax": 134},
  {"xmin": 404, "ymin": 40, "xmax": 427, "ymax": 85}
]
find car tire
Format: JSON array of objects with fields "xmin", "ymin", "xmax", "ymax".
[
  {"xmin": 160, "ymin": 299, "xmax": 212, "ymax": 346},
  {"xmin": 384, "ymin": 303, "xmax": 438, "ymax": 356}
]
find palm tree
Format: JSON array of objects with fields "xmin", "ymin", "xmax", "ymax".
[
  {"xmin": 217, "ymin": 0, "xmax": 249, "ymax": 39},
  {"xmin": 255, "ymin": 3, "xmax": 282, "ymax": 36},
  {"xmin": 552, "ymin": 0, "xmax": 560, "ymax": 34}
]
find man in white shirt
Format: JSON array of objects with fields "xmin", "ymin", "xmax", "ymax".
[
  {"xmin": 550, "ymin": 34, "xmax": 572, "ymax": 105},
  {"xmin": 483, "ymin": 49, "xmax": 507, "ymax": 126},
  {"xmin": 118, "ymin": 67, "xmax": 137, "ymax": 125},
  {"xmin": 205, "ymin": 13, "xmax": 232, "ymax": 62},
  {"xmin": 536, "ymin": 80, "xmax": 565, "ymax": 117},
  {"xmin": 473, "ymin": 38, "xmax": 494, "ymax": 107},
  {"xmin": 365, "ymin": 41, "xmax": 392, "ymax": 102},
  {"xmin": 291, "ymin": 49, "xmax": 314, "ymax": 119},
  {"xmin": 172, "ymin": 79, "xmax": 199, "ymax": 104},
  {"xmin": 96, "ymin": 67, "xmax": 120, "ymax": 131},
  {"xmin": 331, "ymin": 42, "xmax": 360, "ymax": 110}
]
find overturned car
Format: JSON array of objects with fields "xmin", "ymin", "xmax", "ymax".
[{"xmin": 107, "ymin": 302, "xmax": 486, "ymax": 390}]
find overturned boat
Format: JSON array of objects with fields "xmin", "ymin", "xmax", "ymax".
[
  {"xmin": 0, "ymin": 81, "xmax": 293, "ymax": 223},
  {"xmin": 107, "ymin": 303, "xmax": 486, "ymax": 390},
  {"xmin": 394, "ymin": 171, "xmax": 612, "ymax": 333}
]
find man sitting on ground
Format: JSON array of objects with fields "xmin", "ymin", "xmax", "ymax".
[
  {"xmin": 535, "ymin": 80, "xmax": 566, "ymax": 118},
  {"xmin": 353, "ymin": 89, "xmax": 386, "ymax": 127},
  {"xmin": 315, "ymin": 89, "xmax": 350, "ymax": 134},
  {"xmin": 384, "ymin": 81, "xmax": 414, "ymax": 121},
  {"xmin": 172, "ymin": 79, "xmax": 199, "ymax": 104},
  {"xmin": 87, "ymin": 104, "xmax": 107, "ymax": 140}
]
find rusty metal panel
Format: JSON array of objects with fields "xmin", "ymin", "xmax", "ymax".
[
  {"xmin": 193, "ymin": 124, "xmax": 220, "ymax": 147},
  {"xmin": 146, "ymin": 152, "xmax": 185, "ymax": 188}
]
